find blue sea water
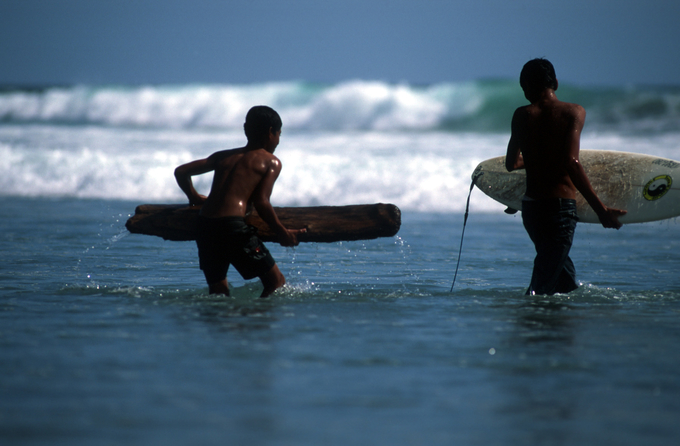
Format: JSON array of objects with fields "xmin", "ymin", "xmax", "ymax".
[{"xmin": 1, "ymin": 81, "xmax": 680, "ymax": 445}]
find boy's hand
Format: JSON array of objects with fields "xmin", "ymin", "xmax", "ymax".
[
  {"xmin": 278, "ymin": 228, "xmax": 307, "ymax": 246},
  {"xmin": 598, "ymin": 207, "xmax": 627, "ymax": 229},
  {"xmin": 189, "ymin": 194, "xmax": 208, "ymax": 207}
]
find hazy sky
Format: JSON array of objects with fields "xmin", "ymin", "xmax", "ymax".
[{"xmin": 1, "ymin": 0, "xmax": 678, "ymax": 86}]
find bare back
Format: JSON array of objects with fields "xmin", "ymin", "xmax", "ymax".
[
  {"xmin": 199, "ymin": 148, "xmax": 280, "ymax": 218},
  {"xmin": 509, "ymin": 95, "xmax": 585, "ymax": 200}
]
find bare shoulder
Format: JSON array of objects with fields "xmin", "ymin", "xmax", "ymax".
[
  {"xmin": 511, "ymin": 105, "xmax": 530, "ymax": 128},
  {"xmin": 559, "ymin": 101, "xmax": 585, "ymax": 119},
  {"xmin": 243, "ymin": 148, "xmax": 279, "ymax": 162},
  {"xmin": 242, "ymin": 148, "xmax": 281, "ymax": 173},
  {"xmin": 208, "ymin": 147, "xmax": 245, "ymax": 162},
  {"xmin": 514, "ymin": 104, "xmax": 531, "ymax": 117}
]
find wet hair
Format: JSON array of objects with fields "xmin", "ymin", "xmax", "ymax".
[
  {"xmin": 243, "ymin": 105, "xmax": 282, "ymax": 141},
  {"xmin": 520, "ymin": 58, "xmax": 558, "ymax": 92}
]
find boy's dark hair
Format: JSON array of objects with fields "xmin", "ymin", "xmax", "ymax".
[
  {"xmin": 244, "ymin": 105, "xmax": 282, "ymax": 141},
  {"xmin": 520, "ymin": 58, "xmax": 558, "ymax": 92}
]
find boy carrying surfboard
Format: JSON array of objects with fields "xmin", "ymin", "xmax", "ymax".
[
  {"xmin": 174, "ymin": 106, "xmax": 306, "ymax": 297},
  {"xmin": 505, "ymin": 59, "xmax": 626, "ymax": 295}
]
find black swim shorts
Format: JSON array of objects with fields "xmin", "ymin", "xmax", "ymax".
[{"xmin": 196, "ymin": 216, "xmax": 276, "ymax": 283}]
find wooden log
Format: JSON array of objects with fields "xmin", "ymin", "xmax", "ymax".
[{"xmin": 125, "ymin": 203, "xmax": 401, "ymax": 243}]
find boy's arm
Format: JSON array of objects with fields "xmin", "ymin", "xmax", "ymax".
[
  {"xmin": 174, "ymin": 158, "xmax": 213, "ymax": 206},
  {"xmin": 505, "ymin": 108, "xmax": 525, "ymax": 172},
  {"xmin": 251, "ymin": 158, "xmax": 304, "ymax": 246},
  {"xmin": 564, "ymin": 106, "xmax": 626, "ymax": 229}
]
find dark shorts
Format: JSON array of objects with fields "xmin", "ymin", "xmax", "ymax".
[
  {"xmin": 522, "ymin": 197, "xmax": 579, "ymax": 295},
  {"xmin": 196, "ymin": 216, "xmax": 276, "ymax": 283}
]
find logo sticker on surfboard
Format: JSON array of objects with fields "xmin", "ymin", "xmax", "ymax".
[{"xmin": 643, "ymin": 175, "xmax": 672, "ymax": 201}]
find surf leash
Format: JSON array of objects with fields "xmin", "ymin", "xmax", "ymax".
[{"xmin": 450, "ymin": 171, "xmax": 482, "ymax": 292}]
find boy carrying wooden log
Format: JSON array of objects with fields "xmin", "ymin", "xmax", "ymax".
[{"xmin": 174, "ymin": 106, "xmax": 306, "ymax": 297}]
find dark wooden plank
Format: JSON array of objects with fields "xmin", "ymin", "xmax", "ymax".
[{"xmin": 125, "ymin": 203, "xmax": 401, "ymax": 243}]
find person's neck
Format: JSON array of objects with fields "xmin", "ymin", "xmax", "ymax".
[
  {"xmin": 530, "ymin": 88, "xmax": 557, "ymax": 104},
  {"xmin": 245, "ymin": 139, "xmax": 267, "ymax": 151}
]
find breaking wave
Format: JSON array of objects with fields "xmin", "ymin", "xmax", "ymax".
[{"xmin": 2, "ymin": 80, "xmax": 680, "ymax": 133}]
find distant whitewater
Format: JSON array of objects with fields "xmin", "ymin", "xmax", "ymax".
[
  {"xmin": 1, "ymin": 80, "xmax": 680, "ymax": 211},
  {"xmin": 3, "ymin": 80, "xmax": 680, "ymax": 133}
]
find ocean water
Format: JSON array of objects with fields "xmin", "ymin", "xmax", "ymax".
[{"xmin": 1, "ymin": 81, "xmax": 680, "ymax": 445}]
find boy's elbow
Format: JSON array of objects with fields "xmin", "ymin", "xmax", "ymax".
[
  {"xmin": 505, "ymin": 159, "xmax": 522, "ymax": 172},
  {"xmin": 505, "ymin": 150, "xmax": 523, "ymax": 172},
  {"xmin": 174, "ymin": 166, "xmax": 190, "ymax": 187}
]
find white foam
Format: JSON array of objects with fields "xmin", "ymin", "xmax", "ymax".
[{"xmin": 1, "ymin": 123, "xmax": 679, "ymax": 213}]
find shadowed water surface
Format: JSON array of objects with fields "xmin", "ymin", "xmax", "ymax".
[{"xmin": 1, "ymin": 198, "xmax": 679, "ymax": 445}]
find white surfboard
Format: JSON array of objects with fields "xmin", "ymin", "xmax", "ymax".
[{"xmin": 472, "ymin": 150, "xmax": 680, "ymax": 224}]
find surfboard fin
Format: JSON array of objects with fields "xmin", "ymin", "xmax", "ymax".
[{"xmin": 504, "ymin": 207, "xmax": 519, "ymax": 214}]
